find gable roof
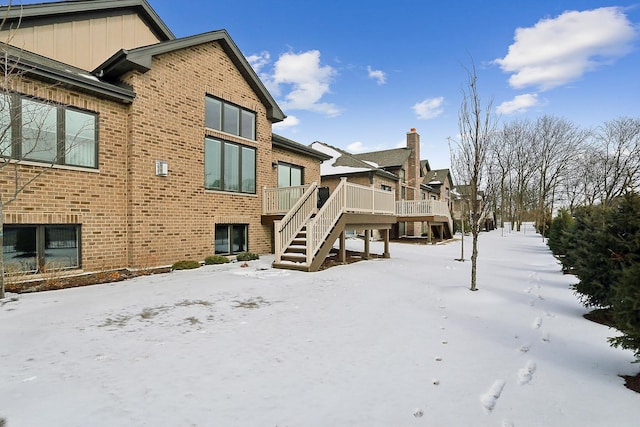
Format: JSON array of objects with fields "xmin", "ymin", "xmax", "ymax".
[
  {"xmin": 420, "ymin": 159, "xmax": 431, "ymax": 173},
  {"xmin": 424, "ymin": 168, "xmax": 453, "ymax": 187},
  {"xmin": 94, "ymin": 30, "xmax": 286, "ymax": 123},
  {"xmin": 354, "ymin": 147, "xmax": 411, "ymax": 169},
  {"xmin": 311, "ymin": 141, "xmax": 398, "ymax": 180},
  {"xmin": 0, "ymin": 42, "xmax": 135, "ymax": 103},
  {"xmin": 0, "ymin": 0, "xmax": 174, "ymax": 41},
  {"xmin": 272, "ymin": 134, "xmax": 331, "ymax": 161}
]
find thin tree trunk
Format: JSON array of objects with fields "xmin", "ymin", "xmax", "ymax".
[{"xmin": 470, "ymin": 228, "xmax": 479, "ymax": 291}]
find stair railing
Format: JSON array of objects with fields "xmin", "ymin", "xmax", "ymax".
[
  {"xmin": 306, "ymin": 178, "xmax": 348, "ymax": 265},
  {"xmin": 274, "ymin": 182, "xmax": 318, "ymax": 263}
]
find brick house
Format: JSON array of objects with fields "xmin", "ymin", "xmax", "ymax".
[
  {"xmin": 312, "ymin": 129, "xmax": 453, "ymax": 240},
  {"xmin": 0, "ymin": 0, "xmax": 328, "ymax": 279}
]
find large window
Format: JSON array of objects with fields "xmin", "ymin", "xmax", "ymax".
[
  {"xmin": 205, "ymin": 96, "xmax": 255, "ymax": 140},
  {"xmin": 277, "ymin": 163, "xmax": 303, "ymax": 187},
  {"xmin": 3, "ymin": 224, "xmax": 80, "ymax": 273},
  {"xmin": 215, "ymin": 224, "xmax": 247, "ymax": 255},
  {"xmin": 0, "ymin": 93, "xmax": 98, "ymax": 168},
  {"xmin": 205, "ymin": 137, "xmax": 256, "ymax": 193}
]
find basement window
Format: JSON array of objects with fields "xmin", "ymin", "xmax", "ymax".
[
  {"xmin": 215, "ymin": 224, "xmax": 248, "ymax": 255},
  {"xmin": 3, "ymin": 224, "xmax": 80, "ymax": 273}
]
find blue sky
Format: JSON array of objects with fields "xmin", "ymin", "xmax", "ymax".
[{"xmin": 27, "ymin": 0, "xmax": 640, "ymax": 168}]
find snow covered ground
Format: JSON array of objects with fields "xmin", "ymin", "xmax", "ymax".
[{"xmin": 1, "ymin": 224, "xmax": 638, "ymax": 426}]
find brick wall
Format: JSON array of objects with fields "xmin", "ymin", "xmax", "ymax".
[
  {"xmin": 119, "ymin": 42, "xmax": 275, "ymax": 266},
  {"xmin": 271, "ymin": 146, "xmax": 321, "ymax": 186},
  {"xmin": 0, "ymin": 79, "xmax": 130, "ymax": 272},
  {"xmin": 2, "ymin": 42, "xmax": 326, "ymax": 276}
]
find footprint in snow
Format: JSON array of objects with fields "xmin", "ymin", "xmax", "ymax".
[
  {"xmin": 518, "ymin": 360, "xmax": 536, "ymax": 385},
  {"xmin": 480, "ymin": 379, "xmax": 506, "ymax": 413},
  {"xmin": 519, "ymin": 343, "xmax": 531, "ymax": 353},
  {"xmin": 541, "ymin": 331, "xmax": 550, "ymax": 342},
  {"xmin": 532, "ymin": 317, "xmax": 542, "ymax": 329},
  {"xmin": 413, "ymin": 408, "xmax": 424, "ymax": 417}
]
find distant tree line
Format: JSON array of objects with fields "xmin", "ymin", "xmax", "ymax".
[
  {"xmin": 486, "ymin": 116, "xmax": 640, "ymax": 235},
  {"xmin": 483, "ymin": 115, "xmax": 639, "ymax": 359}
]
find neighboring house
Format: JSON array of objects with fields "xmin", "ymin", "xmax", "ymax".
[
  {"xmin": 312, "ymin": 129, "xmax": 453, "ymax": 241},
  {"xmin": 310, "ymin": 141, "xmax": 398, "ymax": 239},
  {"xmin": 422, "ymin": 168, "xmax": 455, "ymax": 212},
  {"xmin": 452, "ymin": 185, "xmax": 495, "ymax": 232},
  {"xmin": 0, "ymin": 0, "xmax": 327, "ymax": 279},
  {"xmin": 310, "ymin": 141, "xmax": 398, "ymax": 195}
]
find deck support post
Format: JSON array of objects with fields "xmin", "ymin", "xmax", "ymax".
[
  {"xmin": 364, "ymin": 230, "xmax": 371, "ymax": 259},
  {"xmin": 427, "ymin": 221, "xmax": 432, "ymax": 244},
  {"xmin": 339, "ymin": 230, "xmax": 346, "ymax": 263},
  {"xmin": 383, "ymin": 229, "xmax": 390, "ymax": 258}
]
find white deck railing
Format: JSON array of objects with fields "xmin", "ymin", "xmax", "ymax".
[
  {"xmin": 272, "ymin": 181, "xmax": 455, "ymax": 266},
  {"xmin": 396, "ymin": 199, "xmax": 454, "ymax": 236},
  {"xmin": 263, "ymin": 185, "xmax": 310, "ymax": 215},
  {"xmin": 273, "ymin": 183, "xmax": 318, "ymax": 264},
  {"xmin": 306, "ymin": 179, "xmax": 396, "ymax": 265},
  {"xmin": 345, "ymin": 183, "xmax": 396, "ymax": 214}
]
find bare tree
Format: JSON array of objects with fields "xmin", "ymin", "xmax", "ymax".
[
  {"xmin": 451, "ymin": 62, "xmax": 496, "ymax": 291},
  {"xmin": 531, "ymin": 116, "xmax": 587, "ymax": 239},
  {"xmin": 1, "ymin": 5, "xmax": 93, "ymax": 298},
  {"xmin": 594, "ymin": 117, "xmax": 640, "ymax": 205}
]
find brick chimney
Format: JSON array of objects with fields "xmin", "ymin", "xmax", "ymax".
[{"xmin": 406, "ymin": 128, "xmax": 420, "ymax": 199}]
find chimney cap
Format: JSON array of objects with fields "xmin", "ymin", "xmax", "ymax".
[{"xmin": 410, "ymin": 128, "xmax": 417, "ymax": 132}]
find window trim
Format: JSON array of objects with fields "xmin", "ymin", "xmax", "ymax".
[
  {"xmin": 2, "ymin": 223, "xmax": 82, "ymax": 274},
  {"xmin": 214, "ymin": 223, "xmax": 249, "ymax": 255},
  {"xmin": 204, "ymin": 137, "xmax": 256, "ymax": 194},
  {"xmin": 205, "ymin": 95, "xmax": 256, "ymax": 141},
  {"xmin": 277, "ymin": 162, "xmax": 304, "ymax": 188},
  {"xmin": 1, "ymin": 92, "xmax": 99, "ymax": 169}
]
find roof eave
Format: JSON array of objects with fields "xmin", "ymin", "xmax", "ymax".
[
  {"xmin": 0, "ymin": 0, "xmax": 175, "ymax": 41},
  {"xmin": 272, "ymin": 134, "xmax": 331, "ymax": 161},
  {"xmin": 9, "ymin": 57, "xmax": 135, "ymax": 103},
  {"xmin": 93, "ymin": 30, "xmax": 286, "ymax": 122}
]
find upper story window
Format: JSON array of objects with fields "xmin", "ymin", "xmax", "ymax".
[
  {"xmin": 381, "ymin": 184, "xmax": 392, "ymax": 192},
  {"xmin": 204, "ymin": 137, "xmax": 256, "ymax": 194},
  {"xmin": 277, "ymin": 163, "xmax": 303, "ymax": 187},
  {"xmin": 205, "ymin": 96, "xmax": 256, "ymax": 140},
  {"xmin": 399, "ymin": 169, "xmax": 405, "ymax": 183},
  {"xmin": 0, "ymin": 93, "xmax": 98, "ymax": 168}
]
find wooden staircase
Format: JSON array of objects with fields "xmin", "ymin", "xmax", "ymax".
[
  {"xmin": 280, "ymin": 227, "xmax": 309, "ymax": 265},
  {"xmin": 273, "ymin": 178, "xmax": 396, "ymax": 272}
]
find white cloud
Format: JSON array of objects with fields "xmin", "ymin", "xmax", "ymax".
[
  {"xmin": 346, "ymin": 141, "xmax": 398, "ymax": 153},
  {"xmin": 246, "ymin": 51, "xmax": 271, "ymax": 74},
  {"xmin": 494, "ymin": 7, "xmax": 637, "ymax": 90},
  {"xmin": 412, "ymin": 97, "xmax": 445, "ymax": 120},
  {"xmin": 496, "ymin": 93, "xmax": 539, "ymax": 114},
  {"xmin": 367, "ymin": 66, "xmax": 386, "ymax": 85},
  {"xmin": 346, "ymin": 141, "xmax": 365, "ymax": 152},
  {"xmin": 272, "ymin": 115, "xmax": 300, "ymax": 131},
  {"xmin": 272, "ymin": 50, "xmax": 340, "ymax": 116}
]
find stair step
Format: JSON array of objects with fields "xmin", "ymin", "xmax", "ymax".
[
  {"xmin": 281, "ymin": 253, "xmax": 307, "ymax": 263},
  {"xmin": 286, "ymin": 245, "xmax": 306, "ymax": 254},
  {"xmin": 292, "ymin": 238, "xmax": 307, "ymax": 246}
]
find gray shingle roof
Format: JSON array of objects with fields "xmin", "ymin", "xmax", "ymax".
[
  {"xmin": 312, "ymin": 141, "xmax": 398, "ymax": 180},
  {"xmin": 354, "ymin": 147, "xmax": 411, "ymax": 168},
  {"xmin": 272, "ymin": 134, "xmax": 331, "ymax": 161},
  {"xmin": 423, "ymin": 168, "xmax": 452, "ymax": 187}
]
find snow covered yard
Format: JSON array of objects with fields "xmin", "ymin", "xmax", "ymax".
[{"xmin": 1, "ymin": 226, "xmax": 638, "ymax": 426}]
